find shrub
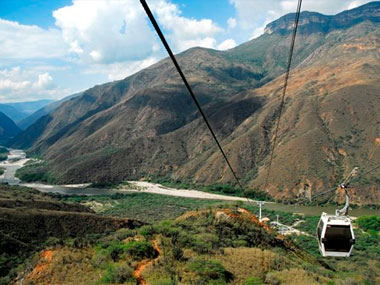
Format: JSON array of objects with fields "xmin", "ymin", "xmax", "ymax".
[
  {"xmin": 101, "ymin": 240, "xmax": 156, "ymax": 261},
  {"xmin": 124, "ymin": 241, "xmax": 156, "ymax": 259},
  {"xmin": 193, "ymin": 233, "xmax": 218, "ymax": 253},
  {"xmin": 172, "ymin": 246, "xmax": 184, "ymax": 261},
  {"xmin": 102, "ymin": 263, "xmax": 135, "ymax": 283},
  {"xmin": 187, "ymin": 258, "xmax": 232, "ymax": 282},
  {"xmin": 139, "ymin": 225, "xmax": 158, "ymax": 238},
  {"xmin": 15, "ymin": 162, "xmax": 56, "ymax": 184},
  {"xmin": 92, "ymin": 249, "xmax": 109, "ymax": 268}
]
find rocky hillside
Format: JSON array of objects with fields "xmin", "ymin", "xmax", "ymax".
[{"xmin": 11, "ymin": 2, "xmax": 380, "ymax": 204}]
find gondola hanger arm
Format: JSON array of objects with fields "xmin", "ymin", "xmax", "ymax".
[{"xmin": 335, "ymin": 167, "xmax": 358, "ymax": 216}]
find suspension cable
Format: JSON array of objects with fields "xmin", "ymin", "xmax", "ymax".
[
  {"xmin": 296, "ymin": 162, "xmax": 380, "ymax": 205},
  {"xmin": 140, "ymin": 0, "xmax": 244, "ymax": 191},
  {"xmin": 263, "ymin": 0, "xmax": 303, "ymax": 191}
]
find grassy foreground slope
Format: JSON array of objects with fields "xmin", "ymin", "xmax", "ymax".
[
  {"xmin": 1, "ymin": 185, "xmax": 379, "ymax": 284},
  {"xmin": 0, "ymin": 185, "xmax": 143, "ymax": 284}
]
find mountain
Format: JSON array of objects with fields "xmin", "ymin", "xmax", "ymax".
[
  {"xmin": 18, "ymin": 93, "xmax": 82, "ymax": 130},
  {"xmin": 0, "ymin": 104, "xmax": 25, "ymax": 124},
  {"xmin": 12, "ymin": 2, "xmax": 380, "ymax": 204},
  {"xmin": 0, "ymin": 99, "xmax": 54, "ymax": 126},
  {"xmin": 0, "ymin": 112, "xmax": 21, "ymax": 144}
]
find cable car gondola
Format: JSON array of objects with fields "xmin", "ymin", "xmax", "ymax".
[
  {"xmin": 317, "ymin": 213, "xmax": 355, "ymax": 257},
  {"xmin": 316, "ymin": 168, "xmax": 357, "ymax": 257}
]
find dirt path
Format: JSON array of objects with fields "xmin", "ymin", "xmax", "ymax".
[
  {"xmin": 121, "ymin": 181, "xmax": 273, "ymax": 203},
  {"xmin": 133, "ymin": 240, "xmax": 161, "ymax": 285}
]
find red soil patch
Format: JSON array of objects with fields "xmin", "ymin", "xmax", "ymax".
[{"xmin": 27, "ymin": 249, "xmax": 54, "ymax": 280}]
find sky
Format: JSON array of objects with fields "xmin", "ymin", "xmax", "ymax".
[{"xmin": 0, "ymin": 0, "xmax": 373, "ymax": 103}]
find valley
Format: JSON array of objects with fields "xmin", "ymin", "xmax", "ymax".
[
  {"xmin": 8, "ymin": 2, "xmax": 380, "ymax": 204},
  {"xmin": 2, "ymin": 148, "xmax": 380, "ymax": 217}
]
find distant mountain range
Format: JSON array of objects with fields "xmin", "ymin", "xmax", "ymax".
[
  {"xmin": 0, "ymin": 112, "xmax": 21, "ymax": 144},
  {"xmin": 0, "ymin": 99, "xmax": 53, "ymax": 128},
  {"xmin": 11, "ymin": 2, "xmax": 380, "ymax": 204},
  {"xmin": 17, "ymin": 93, "xmax": 83, "ymax": 130}
]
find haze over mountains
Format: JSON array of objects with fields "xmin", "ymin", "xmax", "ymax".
[
  {"xmin": 0, "ymin": 99, "xmax": 53, "ymax": 129},
  {"xmin": 10, "ymin": 2, "xmax": 380, "ymax": 204}
]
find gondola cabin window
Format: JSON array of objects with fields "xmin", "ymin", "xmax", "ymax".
[{"xmin": 324, "ymin": 225, "xmax": 353, "ymax": 252}]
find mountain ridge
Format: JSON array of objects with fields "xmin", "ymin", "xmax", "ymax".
[
  {"xmin": 0, "ymin": 99, "xmax": 54, "ymax": 126},
  {"xmin": 265, "ymin": 1, "xmax": 380, "ymax": 35}
]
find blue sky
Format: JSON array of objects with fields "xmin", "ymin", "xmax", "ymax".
[{"xmin": 0, "ymin": 0, "xmax": 373, "ymax": 103}]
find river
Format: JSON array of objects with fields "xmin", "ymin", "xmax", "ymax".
[{"xmin": 1, "ymin": 148, "xmax": 380, "ymax": 217}]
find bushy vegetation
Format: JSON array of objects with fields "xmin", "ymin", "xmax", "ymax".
[
  {"xmin": 97, "ymin": 240, "xmax": 156, "ymax": 262},
  {"xmin": 102, "ymin": 263, "xmax": 135, "ymax": 283},
  {"xmin": 62, "ymin": 192, "xmax": 224, "ymax": 222},
  {"xmin": 63, "ymin": 192, "xmax": 301, "ymax": 229},
  {"xmin": 0, "ymin": 147, "xmax": 8, "ymax": 162},
  {"xmin": 355, "ymin": 215, "xmax": 380, "ymax": 233},
  {"xmin": 293, "ymin": 215, "xmax": 320, "ymax": 235},
  {"xmin": 187, "ymin": 258, "xmax": 232, "ymax": 283},
  {"xmin": 0, "ymin": 167, "xmax": 4, "ymax": 175},
  {"xmin": 15, "ymin": 162, "xmax": 57, "ymax": 183},
  {"xmin": 139, "ymin": 210, "xmax": 284, "ymax": 256}
]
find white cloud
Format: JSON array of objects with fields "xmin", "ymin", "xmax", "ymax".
[
  {"xmin": 227, "ymin": 17, "xmax": 237, "ymax": 29},
  {"xmin": 0, "ymin": 79, "xmax": 31, "ymax": 91},
  {"xmin": 217, "ymin": 39, "xmax": 236, "ymax": 50},
  {"xmin": 151, "ymin": 0, "xmax": 223, "ymax": 51},
  {"xmin": 51, "ymin": 0, "xmax": 226, "ymax": 77},
  {"xmin": 52, "ymin": 0, "xmax": 225, "ymax": 62},
  {"xmin": 35, "ymin": 73, "xmax": 54, "ymax": 89},
  {"xmin": 53, "ymin": 0, "xmax": 159, "ymax": 64},
  {"xmin": 0, "ymin": 66, "xmax": 70, "ymax": 102},
  {"xmin": 85, "ymin": 57, "xmax": 160, "ymax": 81},
  {"xmin": 0, "ymin": 19, "xmax": 66, "ymax": 59}
]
